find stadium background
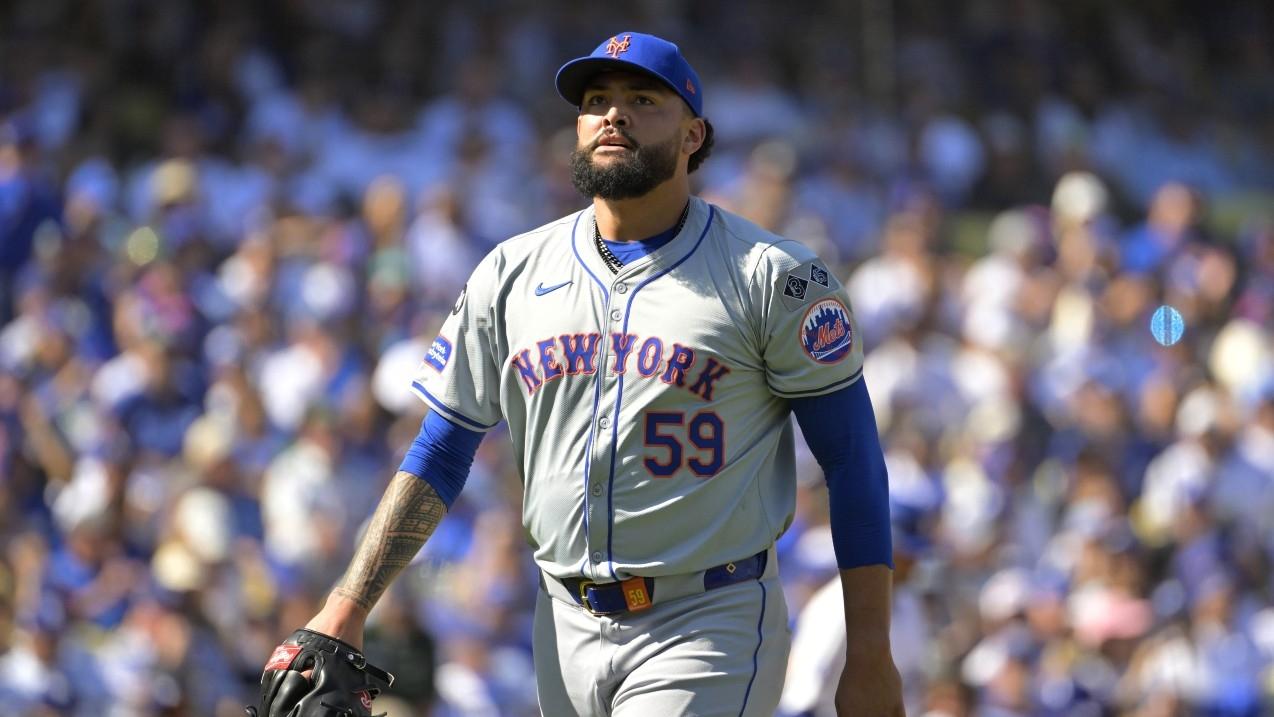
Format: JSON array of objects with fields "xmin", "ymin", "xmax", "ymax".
[{"xmin": 1, "ymin": 0, "xmax": 1272, "ymax": 714}]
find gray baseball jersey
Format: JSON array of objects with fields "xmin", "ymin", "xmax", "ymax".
[{"xmin": 411, "ymin": 196, "xmax": 863, "ymax": 582}]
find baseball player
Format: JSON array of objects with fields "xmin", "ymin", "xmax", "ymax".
[{"xmin": 253, "ymin": 32, "xmax": 903, "ymax": 717}]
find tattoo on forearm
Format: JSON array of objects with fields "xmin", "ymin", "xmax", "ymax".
[{"xmin": 332, "ymin": 472, "xmax": 446, "ymax": 611}]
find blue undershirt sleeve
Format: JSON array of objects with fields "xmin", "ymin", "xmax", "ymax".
[
  {"xmin": 397, "ymin": 410, "xmax": 485, "ymax": 509},
  {"xmin": 790, "ymin": 378, "xmax": 894, "ymax": 570}
]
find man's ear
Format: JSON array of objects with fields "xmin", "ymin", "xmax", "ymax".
[{"xmin": 683, "ymin": 117, "xmax": 706, "ymax": 155}]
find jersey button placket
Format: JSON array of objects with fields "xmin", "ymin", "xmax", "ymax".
[
  {"xmin": 614, "ymin": 282, "xmax": 628, "ymax": 294},
  {"xmin": 587, "ymin": 497, "xmax": 607, "ymax": 570},
  {"xmin": 587, "ymin": 400, "xmax": 610, "ymax": 566},
  {"xmin": 588, "ymin": 296, "xmax": 618, "ymax": 576}
]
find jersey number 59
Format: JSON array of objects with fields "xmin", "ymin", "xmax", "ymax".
[{"xmin": 643, "ymin": 411, "xmax": 724, "ymax": 477}]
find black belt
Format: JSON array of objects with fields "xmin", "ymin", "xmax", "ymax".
[{"xmin": 557, "ymin": 550, "xmax": 768, "ymax": 616}]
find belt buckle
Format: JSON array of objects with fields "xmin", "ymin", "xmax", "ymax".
[{"xmin": 577, "ymin": 580, "xmax": 599, "ymax": 614}]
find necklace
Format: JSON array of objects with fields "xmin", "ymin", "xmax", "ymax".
[
  {"xmin": 594, "ymin": 230, "xmax": 625, "ymax": 274},
  {"xmin": 593, "ymin": 202, "xmax": 690, "ymax": 275}
]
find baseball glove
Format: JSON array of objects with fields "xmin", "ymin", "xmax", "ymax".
[{"xmin": 246, "ymin": 628, "xmax": 394, "ymax": 717}]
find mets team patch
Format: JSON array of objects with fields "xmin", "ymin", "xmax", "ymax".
[
  {"xmin": 424, "ymin": 336, "xmax": 452, "ymax": 372},
  {"xmin": 801, "ymin": 298, "xmax": 853, "ymax": 364}
]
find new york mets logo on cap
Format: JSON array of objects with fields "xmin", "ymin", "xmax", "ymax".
[
  {"xmin": 801, "ymin": 298, "xmax": 853, "ymax": 364},
  {"xmin": 605, "ymin": 34, "xmax": 632, "ymax": 58}
]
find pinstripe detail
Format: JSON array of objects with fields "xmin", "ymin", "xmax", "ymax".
[
  {"xmin": 739, "ymin": 580, "xmax": 766, "ymax": 716},
  {"xmin": 571, "ymin": 211, "xmax": 610, "ymax": 302},
  {"xmin": 570, "ymin": 211, "xmax": 610, "ymax": 575},
  {"xmin": 772, "ymin": 366, "xmax": 864, "ymax": 399},
  {"xmin": 410, "ymin": 382, "xmax": 498, "ymax": 431}
]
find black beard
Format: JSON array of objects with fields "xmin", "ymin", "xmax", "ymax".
[{"xmin": 569, "ymin": 132, "xmax": 680, "ymax": 200}]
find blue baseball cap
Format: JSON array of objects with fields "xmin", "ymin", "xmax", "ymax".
[{"xmin": 555, "ymin": 32, "xmax": 703, "ymax": 117}]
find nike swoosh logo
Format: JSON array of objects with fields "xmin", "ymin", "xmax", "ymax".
[{"xmin": 535, "ymin": 281, "xmax": 572, "ymax": 296}]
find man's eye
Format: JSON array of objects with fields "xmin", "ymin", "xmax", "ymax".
[
  {"xmin": 635, "ymin": 95, "xmax": 655, "ymax": 104},
  {"xmin": 586, "ymin": 95, "xmax": 607, "ymax": 106}
]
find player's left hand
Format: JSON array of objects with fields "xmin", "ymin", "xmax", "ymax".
[
  {"xmin": 834, "ymin": 656, "xmax": 905, "ymax": 716},
  {"xmin": 246, "ymin": 628, "xmax": 393, "ymax": 717}
]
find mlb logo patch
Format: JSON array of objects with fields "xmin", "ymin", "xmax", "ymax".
[
  {"xmin": 801, "ymin": 299, "xmax": 853, "ymax": 364},
  {"xmin": 424, "ymin": 336, "xmax": 453, "ymax": 372},
  {"xmin": 783, "ymin": 274, "xmax": 809, "ymax": 301}
]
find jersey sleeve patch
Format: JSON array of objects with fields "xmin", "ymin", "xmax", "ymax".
[
  {"xmin": 778, "ymin": 259, "xmax": 838, "ymax": 312},
  {"xmin": 424, "ymin": 336, "xmax": 453, "ymax": 372},
  {"xmin": 809, "ymin": 263, "xmax": 830, "ymax": 287},
  {"xmin": 801, "ymin": 298, "xmax": 854, "ymax": 364},
  {"xmin": 783, "ymin": 274, "xmax": 809, "ymax": 302},
  {"xmin": 451, "ymin": 284, "xmax": 467, "ymax": 315}
]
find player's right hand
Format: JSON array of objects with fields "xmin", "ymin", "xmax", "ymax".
[{"xmin": 835, "ymin": 658, "xmax": 905, "ymax": 716}]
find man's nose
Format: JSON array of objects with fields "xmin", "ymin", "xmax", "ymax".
[{"xmin": 603, "ymin": 105, "xmax": 628, "ymax": 128}]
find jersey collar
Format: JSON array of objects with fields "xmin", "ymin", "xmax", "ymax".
[{"xmin": 572, "ymin": 197, "xmax": 712, "ymax": 284}]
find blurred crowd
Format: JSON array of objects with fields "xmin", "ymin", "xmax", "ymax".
[{"xmin": 1, "ymin": 0, "xmax": 1273, "ymax": 715}]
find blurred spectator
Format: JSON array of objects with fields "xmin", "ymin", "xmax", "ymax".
[
  {"xmin": 0, "ymin": 119, "xmax": 61, "ymax": 326},
  {"xmin": 1122, "ymin": 181, "xmax": 1206, "ymax": 275}
]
